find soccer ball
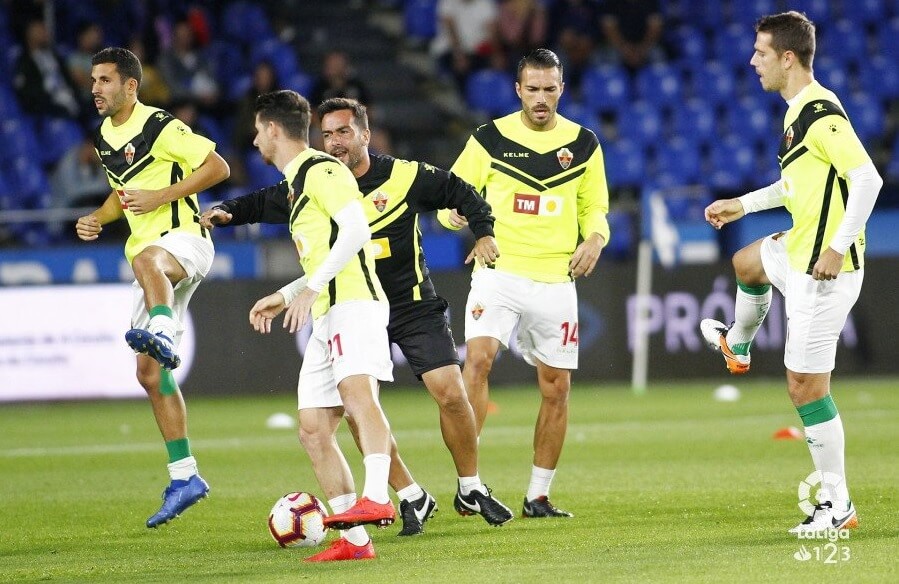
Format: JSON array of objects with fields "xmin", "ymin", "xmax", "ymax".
[{"xmin": 268, "ymin": 492, "xmax": 328, "ymax": 548}]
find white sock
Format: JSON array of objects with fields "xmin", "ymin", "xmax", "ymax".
[
  {"xmin": 361, "ymin": 453, "xmax": 391, "ymax": 504},
  {"xmin": 804, "ymin": 415, "xmax": 850, "ymax": 507},
  {"xmin": 167, "ymin": 456, "xmax": 197, "ymax": 481},
  {"xmin": 329, "ymin": 494, "xmax": 369, "ymax": 546},
  {"xmin": 149, "ymin": 314, "xmax": 177, "ymax": 340},
  {"xmin": 458, "ymin": 475, "xmax": 486, "ymax": 496},
  {"xmin": 726, "ymin": 285, "xmax": 771, "ymax": 355},
  {"xmin": 526, "ymin": 466, "xmax": 556, "ymax": 501},
  {"xmin": 396, "ymin": 482, "xmax": 423, "ymax": 503}
]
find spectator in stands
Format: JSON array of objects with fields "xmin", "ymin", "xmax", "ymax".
[
  {"xmin": 600, "ymin": 0, "xmax": 665, "ymax": 73},
  {"xmin": 310, "ymin": 50, "xmax": 371, "ymax": 107},
  {"xmin": 233, "ymin": 61, "xmax": 280, "ymax": 154},
  {"xmin": 157, "ymin": 19, "xmax": 220, "ymax": 114},
  {"xmin": 49, "ymin": 134, "xmax": 108, "ymax": 238},
  {"xmin": 547, "ymin": 0, "xmax": 602, "ymax": 94},
  {"xmin": 127, "ymin": 35, "xmax": 170, "ymax": 108},
  {"xmin": 67, "ymin": 23, "xmax": 105, "ymax": 115},
  {"xmin": 495, "ymin": 0, "xmax": 547, "ymax": 66},
  {"xmin": 12, "ymin": 18, "xmax": 82, "ymax": 120},
  {"xmin": 431, "ymin": 0, "xmax": 499, "ymax": 93}
]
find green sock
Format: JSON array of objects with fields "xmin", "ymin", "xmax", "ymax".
[
  {"xmin": 149, "ymin": 305, "xmax": 173, "ymax": 319},
  {"xmin": 797, "ymin": 395, "xmax": 839, "ymax": 426},
  {"xmin": 165, "ymin": 438, "xmax": 191, "ymax": 463},
  {"xmin": 160, "ymin": 369, "xmax": 178, "ymax": 396}
]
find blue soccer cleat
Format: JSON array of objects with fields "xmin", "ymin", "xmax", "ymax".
[
  {"xmin": 126, "ymin": 328, "xmax": 181, "ymax": 370},
  {"xmin": 146, "ymin": 475, "xmax": 210, "ymax": 528}
]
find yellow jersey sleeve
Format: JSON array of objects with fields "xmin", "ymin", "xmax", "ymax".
[
  {"xmin": 305, "ymin": 160, "xmax": 365, "ymax": 215},
  {"xmin": 577, "ymin": 146, "xmax": 611, "ymax": 244},
  {"xmin": 807, "ymin": 114, "xmax": 870, "ymax": 178},
  {"xmin": 438, "ymin": 135, "xmax": 491, "ymax": 230},
  {"xmin": 152, "ymin": 118, "xmax": 216, "ymax": 169}
]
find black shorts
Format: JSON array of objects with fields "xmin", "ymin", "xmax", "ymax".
[{"xmin": 388, "ymin": 296, "xmax": 461, "ymax": 378}]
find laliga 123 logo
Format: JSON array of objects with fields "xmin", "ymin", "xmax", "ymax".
[{"xmin": 797, "ymin": 470, "xmax": 845, "ymax": 516}]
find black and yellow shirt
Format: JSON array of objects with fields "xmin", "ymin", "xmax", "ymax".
[
  {"xmin": 440, "ymin": 112, "xmax": 610, "ymax": 283},
  {"xmin": 94, "ymin": 101, "xmax": 215, "ymax": 263},
  {"xmin": 779, "ymin": 81, "xmax": 871, "ymax": 273},
  {"xmin": 282, "ymin": 149, "xmax": 385, "ymax": 318},
  {"xmin": 217, "ymin": 153, "xmax": 495, "ymax": 304}
]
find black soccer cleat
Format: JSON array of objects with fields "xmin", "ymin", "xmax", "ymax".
[
  {"xmin": 397, "ymin": 490, "xmax": 438, "ymax": 536},
  {"xmin": 453, "ymin": 485, "xmax": 513, "ymax": 526},
  {"xmin": 522, "ymin": 496, "xmax": 573, "ymax": 518}
]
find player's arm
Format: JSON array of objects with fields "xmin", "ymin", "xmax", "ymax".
[
  {"xmin": 705, "ymin": 181, "xmax": 786, "ymax": 230},
  {"xmin": 123, "ymin": 150, "xmax": 230, "ymax": 214},
  {"xmin": 437, "ymin": 135, "xmax": 491, "ymax": 230},
  {"xmin": 810, "ymin": 116, "xmax": 882, "ymax": 280},
  {"xmin": 75, "ymin": 190, "xmax": 124, "ymax": 241},
  {"xmin": 409, "ymin": 162, "xmax": 496, "ymax": 238},
  {"xmin": 201, "ymin": 180, "xmax": 290, "ymax": 228},
  {"xmin": 571, "ymin": 146, "xmax": 611, "ymax": 278}
]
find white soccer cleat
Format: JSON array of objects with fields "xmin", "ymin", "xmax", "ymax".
[
  {"xmin": 700, "ymin": 319, "xmax": 750, "ymax": 375},
  {"xmin": 788, "ymin": 501, "xmax": 859, "ymax": 535}
]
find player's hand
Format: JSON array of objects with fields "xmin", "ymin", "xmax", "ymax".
[
  {"xmin": 447, "ymin": 209, "xmax": 468, "ymax": 228},
  {"xmin": 283, "ymin": 287, "xmax": 318, "ymax": 334},
  {"xmin": 569, "ymin": 233, "xmax": 605, "ymax": 278},
  {"xmin": 200, "ymin": 207, "xmax": 232, "ymax": 229},
  {"xmin": 465, "ymin": 235, "xmax": 499, "ymax": 267},
  {"xmin": 811, "ymin": 247, "xmax": 844, "ymax": 281},
  {"xmin": 121, "ymin": 188, "xmax": 166, "ymax": 215},
  {"xmin": 249, "ymin": 293, "xmax": 287, "ymax": 334},
  {"xmin": 75, "ymin": 214, "xmax": 102, "ymax": 241},
  {"xmin": 704, "ymin": 198, "xmax": 745, "ymax": 230}
]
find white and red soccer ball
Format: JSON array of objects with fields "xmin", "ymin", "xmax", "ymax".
[{"xmin": 267, "ymin": 492, "xmax": 328, "ymax": 548}]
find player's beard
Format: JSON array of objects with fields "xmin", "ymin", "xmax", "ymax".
[{"xmin": 97, "ymin": 90, "xmax": 126, "ymax": 118}]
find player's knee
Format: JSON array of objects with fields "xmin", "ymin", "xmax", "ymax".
[
  {"xmin": 732, "ymin": 248, "xmax": 764, "ymax": 285},
  {"xmin": 135, "ymin": 362, "xmax": 160, "ymax": 392},
  {"xmin": 465, "ymin": 350, "xmax": 495, "ymax": 381},
  {"xmin": 298, "ymin": 424, "xmax": 329, "ymax": 454}
]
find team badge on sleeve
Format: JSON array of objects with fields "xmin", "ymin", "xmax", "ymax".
[
  {"xmin": 372, "ymin": 191, "xmax": 388, "ymax": 212},
  {"xmin": 784, "ymin": 126, "xmax": 794, "ymax": 150},
  {"xmin": 556, "ymin": 147, "xmax": 573, "ymax": 169},
  {"xmin": 124, "ymin": 142, "xmax": 135, "ymax": 165}
]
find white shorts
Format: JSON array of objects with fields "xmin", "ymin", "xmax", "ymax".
[
  {"xmin": 297, "ymin": 300, "xmax": 393, "ymax": 410},
  {"xmin": 130, "ymin": 233, "xmax": 214, "ymax": 345},
  {"xmin": 761, "ymin": 234, "xmax": 863, "ymax": 373},
  {"xmin": 465, "ymin": 269, "xmax": 578, "ymax": 369}
]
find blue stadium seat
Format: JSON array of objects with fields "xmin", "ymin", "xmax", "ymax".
[
  {"xmin": 37, "ymin": 118, "xmax": 84, "ymax": 167},
  {"xmin": 887, "ymin": 136, "xmax": 899, "ymax": 183},
  {"xmin": 697, "ymin": 0, "xmax": 726, "ymax": 32},
  {"xmin": 851, "ymin": 0, "xmax": 887, "ymax": 26},
  {"xmin": 604, "ymin": 138, "xmax": 646, "ymax": 189},
  {"xmin": 708, "ymin": 135, "xmax": 756, "ymax": 191},
  {"xmin": 207, "ymin": 40, "xmax": 248, "ymax": 96},
  {"xmin": 727, "ymin": 96, "xmax": 774, "ymax": 143},
  {"xmin": 465, "ymin": 69, "xmax": 518, "ymax": 117},
  {"xmin": 616, "ymin": 100, "xmax": 663, "ymax": 147},
  {"xmin": 671, "ymin": 97, "xmax": 717, "ymax": 147},
  {"xmin": 877, "ymin": 17, "xmax": 899, "ymax": 61},
  {"xmin": 819, "ymin": 20, "xmax": 868, "ymax": 66},
  {"xmin": 0, "ymin": 117, "xmax": 40, "ymax": 162},
  {"xmin": 244, "ymin": 152, "xmax": 283, "ymax": 191},
  {"xmin": 634, "ymin": 62, "xmax": 681, "ymax": 108},
  {"xmin": 222, "ymin": 1, "xmax": 274, "ymax": 45},
  {"xmin": 844, "ymin": 93, "xmax": 885, "ymax": 145},
  {"xmin": 604, "ymin": 210, "xmax": 635, "ymax": 259},
  {"xmin": 581, "ymin": 64, "xmax": 631, "ymax": 115},
  {"xmin": 730, "ymin": 0, "xmax": 777, "ymax": 27},
  {"xmin": 404, "ymin": 0, "xmax": 438, "ymax": 42},
  {"xmin": 813, "ymin": 57, "xmax": 851, "ymax": 97},
  {"xmin": 654, "ymin": 136, "xmax": 701, "ymax": 188},
  {"xmin": 793, "ymin": 0, "xmax": 832, "ymax": 24},
  {"xmin": 668, "ymin": 25, "xmax": 706, "ymax": 64},
  {"xmin": 713, "ymin": 23, "xmax": 754, "ymax": 69},
  {"xmin": 558, "ymin": 101, "xmax": 599, "ymax": 135},
  {"xmin": 251, "ymin": 39, "xmax": 300, "ymax": 82},
  {"xmin": 859, "ymin": 55, "xmax": 899, "ymax": 100},
  {"xmin": 0, "ymin": 84, "xmax": 19, "ymax": 117},
  {"xmin": 689, "ymin": 60, "xmax": 736, "ymax": 106},
  {"xmin": 285, "ymin": 71, "xmax": 314, "ymax": 97}
]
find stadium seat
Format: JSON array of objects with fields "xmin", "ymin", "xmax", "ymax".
[
  {"xmin": 222, "ymin": 1, "xmax": 273, "ymax": 45},
  {"xmin": 844, "ymin": 93, "xmax": 886, "ymax": 145},
  {"xmin": 727, "ymin": 96, "xmax": 774, "ymax": 143},
  {"xmin": 0, "ymin": 84, "xmax": 19, "ymax": 117},
  {"xmin": 0, "ymin": 117, "xmax": 40, "ymax": 162},
  {"xmin": 604, "ymin": 210, "xmax": 635, "ymax": 260},
  {"xmin": 668, "ymin": 25, "xmax": 706, "ymax": 65},
  {"xmin": 697, "ymin": 0, "xmax": 726, "ymax": 32},
  {"xmin": 616, "ymin": 100, "xmax": 663, "ymax": 148},
  {"xmin": 671, "ymin": 97, "xmax": 718, "ymax": 147},
  {"xmin": 793, "ymin": 0, "xmax": 832, "ymax": 24},
  {"xmin": 634, "ymin": 62, "xmax": 681, "ymax": 108},
  {"xmin": 859, "ymin": 55, "xmax": 899, "ymax": 100},
  {"xmin": 654, "ymin": 136, "xmax": 702, "ymax": 188},
  {"xmin": 852, "ymin": 0, "xmax": 887, "ymax": 26},
  {"xmin": 708, "ymin": 135, "xmax": 756, "ymax": 191},
  {"xmin": 604, "ymin": 137, "xmax": 645, "ymax": 189},
  {"xmin": 581, "ymin": 64, "xmax": 631, "ymax": 115},
  {"xmin": 713, "ymin": 23, "xmax": 754, "ymax": 69},
  {"xmin": 465, "ymin": 69, "xmax": 518, "ymax": 117},
  {"xmin": 689, "ymin": 60, "xmax": 736, "ymax": 106},
  {"xmin": 886, "ymin": 136, "xmax": 899, "ymax": 183},
  {"xmin": 404, "ymin": 0, "xmax": 438, "ymax": 42},
  {"xmin": 36, "ymin": 118, "xmax": 84, "ymax": 167},
  {"xmin": 285, "ymin": 71, "xmax": 314, "ymax": 97},
  {"xmin": 819, "ymin": 20, "xmax": 869, "ymax": 67},
  {"xmin": 557, "ymin": 101, "xmax": 599, "ymax": 135},
  {"xmin": 244, "ymin": 152, "xmax": 283, "ymax": 191},
  {"xmin": 877, "ymin": 17, "xmax": 899, "ymax": 61},
  {"xmin": 730, "ymin": 0, "xmax": 777, "ymax": 27},
  {"xmin": 812, "ymin": 57, "xmax": 850, "ymax": 97},
  {"xmin": 251, "ymin": 39, "xmax": 300, "ymax": 82}
]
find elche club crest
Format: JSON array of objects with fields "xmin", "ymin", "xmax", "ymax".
[
  {"xmin": 124, "ymin": 142, "xmax": 136, "ymax": 165},
  {"xmin": 785, "ymin": 126, "xmax": 794, "ymax": 150},
  {"xmin": 556, "ymin": 147, "xmax": 573, "ymax": 169},
  {"xmin": 471, "ymin": 302, "xmax": 485, "ymax": 320},
  {"xmin": 372, "ymin": 190, "xmax": 388, "ymax": 212}
]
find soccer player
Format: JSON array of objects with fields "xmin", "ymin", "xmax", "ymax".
[
  {"xmin": 699, "ymin": 11, "xmax": 882, "ymax": 534},
  {"xmin": 201, "ymin": 97, "xmax": 514, "ymax": 532},
  {"xmin": 245, "ymin": 90, "xmax": 398, "ymax": 562},
  {"xmin": 75, "ymin": 47, "xmax": 230, "ymax": 527},
  {"xmin": 438, "ymin": 48, "xmax": 610, "ymax": 518}
]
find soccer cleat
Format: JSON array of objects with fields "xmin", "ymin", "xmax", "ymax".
[
  {"xmin": 146, "ymin": 474, "xmax": 209, "ymax": 528},
  {"xmin": 789, "ymin": 501, "xmax": 859, "ymax": 535},
  {"xmin": 699, "ymin": 319, "xmax": 750, "ymax": 374},
  {"xmin": 522, "ymin": 496, "xmax": 573, "ymax": 518},
  {"xmin": 397, "ymin": 490, "xmax": 438, "ymax": 536},
  {"xmin": 453, "ymin": 485, "xmax": 513, "ymax": 526},
  {"xmin": 303, "ymin": 537, "xmax": 376, "ymax": 562},
  {"xmin": 322, "ymin": 497, "xmax": 395, "ymax": 530},
  {"xmin": 126, "ymin": 328, "xmax": 181, "ymax": 370}
]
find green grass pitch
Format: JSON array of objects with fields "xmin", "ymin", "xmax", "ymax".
[{"xmin": 1, "ymin": 378, "xmax": 896, "ymax": 583}]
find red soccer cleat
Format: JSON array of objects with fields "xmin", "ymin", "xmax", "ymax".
[
  {"xmin": 322, "ymin": 497, "xmax": 395, "ymax": 530},
  {"xmin": 304, "ymin": 538, "xmax": 375, "ymax": 562}
]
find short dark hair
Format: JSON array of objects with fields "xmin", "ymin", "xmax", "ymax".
[
  {"xmin": 91, "ymin": 47, "xmax": 142, "ymax": 87},
  {"xmin": 516, "ymin": 48, "xmax": 563, "ymax": 82},
  {"xmin": 254, "ymin": 90, "xmax": 311, "ymax": 142},
  {"xmin": 756, "ymin": 11, "xmax": 816, "ymax": 69},
  {"xmin": 317, "ymin": 97, "xmax": 369, "ymax": 131}
]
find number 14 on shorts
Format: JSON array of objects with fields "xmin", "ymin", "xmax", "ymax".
[{"xmin": 561, "ymin": 322, "xmax": 578, "ymax": 346}]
